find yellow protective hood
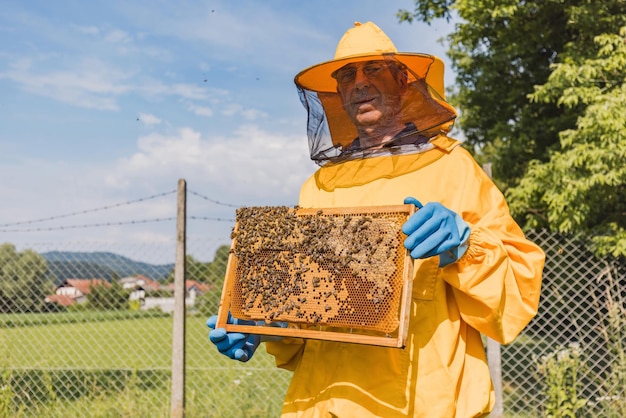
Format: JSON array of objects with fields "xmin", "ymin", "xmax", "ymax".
[{"xmin": 295, "ymin": 22, "xmax": 457, "ymax": 165}]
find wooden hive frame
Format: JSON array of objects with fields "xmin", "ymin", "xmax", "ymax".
[{"xmin": 216, "ymin": 204, "xmax": 415, "ymax": 348}]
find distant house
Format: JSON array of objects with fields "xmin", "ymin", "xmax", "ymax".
[
  {"xmin": 120, "ymin": 274, "xmax": 160, "ymax": 291},
  {"xmin": 43, "ymin": 294, "xmax": 76, "ymax": 308},
  {"xmin": 142, "ymin": 280, "xmax": 212, "ymax": 312},
  {"xmin": 45, "ymin": 278, "xmax": 109, "ymax": 306},
  {"xmin": 44, "ymin": 277, "xmax": 212, "ymax": 312},
  {"xmin": 120, "ymin": 274, "xmax": 161, "ymax": 303},
  {"xmin": 165, "ymin": 280, "xmax": 211, "ymax": 299}
]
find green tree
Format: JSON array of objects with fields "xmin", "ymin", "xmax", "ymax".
[
  {"xmin": 398, "ymin": 1, "xmax": 626, "ymax": 255},
  {"xmin": 88, "ymin": 280, "xmax": 130, "ymax": 311},
  {"xmin": 508, "ymin": 27, "xmax": 626, "ymax": 256},
  {"xmin": 195, "ymin": 245, "xmax": 231, "ymax": 317},
  {"xmin": 205, "ymin": 245, "xmax": 229, "ymax": 289},
  {"xmin": 164, "ymin": 246, "xmax": 230, "ymax": 286},
  {"xmin": 0, "ymin": 243, "xmax": 52, "ymax": 313},
  {"xmin": 397, "ymin": 1, "xmax": 625, "ymax": 191},
  {"xmin": 163, "ymin": 255, "xmax": 209, "ymax": 284}
]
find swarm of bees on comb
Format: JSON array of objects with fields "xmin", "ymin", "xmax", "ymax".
[{"xmin": 227, "ymin": 206, "xmax": 410, "ymax": 334}]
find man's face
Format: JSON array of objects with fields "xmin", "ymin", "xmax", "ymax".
[{"xmin": 333, "ymin": 60, "xmax": 406, "ymax": 129}]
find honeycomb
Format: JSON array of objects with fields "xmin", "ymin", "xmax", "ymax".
[{"xmin": 226, "ymin": 205, "xmax": 412, "ymax": 334}]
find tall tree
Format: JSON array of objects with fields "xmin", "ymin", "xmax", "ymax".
[
  {"xmin": 0, "ymin": 243, "xmax": 52, "ymax": 313},
  {"xmin": 398, "ymin": 1, "xmax": 624, "ymax": 190},
  {"xmin": 194, "ymin": 245, "xmax": 231, "ymax": 317},
  {"xmin": 398, "ymin": 1, "xmax": 626, "ymax": 255},
  {"xmin": 205, "ymin": 244, "xmax": 230, "ymax": 289},
  {"xmin": 508, "ymin": 27, "xmax": 626, "ymax": 256}
]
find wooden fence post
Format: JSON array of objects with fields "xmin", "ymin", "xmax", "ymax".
[{"xmin": 171, "ymin": 179, "xmax": 187, "ymax": 417}]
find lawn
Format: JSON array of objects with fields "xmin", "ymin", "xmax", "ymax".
[{"xmin": 1, "ymin": 313, "xmax": 290, "ymax": 417}]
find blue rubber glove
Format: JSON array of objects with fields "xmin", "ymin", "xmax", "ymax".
[
  {"xmin": 207, "ymin": 313, "xmax": 260, "ymax": 362},
  {"xmin": 402, "ymin": 197, "xmax": 471, "ymax": 267}
]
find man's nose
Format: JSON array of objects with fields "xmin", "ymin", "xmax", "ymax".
[{"xmin": 353, "ymin": 68, "xmax": 370, "ymax": 89}]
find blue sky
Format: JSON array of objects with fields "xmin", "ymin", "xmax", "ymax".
[{"xmin": 0, "ymin": 0, "xmax": 455, "ymax": 261}]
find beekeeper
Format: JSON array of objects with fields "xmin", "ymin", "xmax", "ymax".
[{"xmin": 208, "ymin": 21, "xmax": 545, "ymax": 417}]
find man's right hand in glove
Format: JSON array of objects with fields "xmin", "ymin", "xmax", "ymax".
[{"xmin": 207, "ymin": 313, "xmax": 260, "ymax": 362}]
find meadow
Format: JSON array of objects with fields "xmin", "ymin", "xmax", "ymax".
[{"xmin": 1, "ymin": 313, "xmax": 291, "ymax": 417}]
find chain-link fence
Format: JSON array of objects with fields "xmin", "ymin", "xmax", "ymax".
[
  {"xmin": 0, "ymin": 237, "xmax": 291, "ymax": 418},
  {"xmin": 1, "ymin": 230, "xmax": 624, "ymax": 417},
  {"xmin": 500, "ymin": 230, "xmax": 625, "ymax": 418}
]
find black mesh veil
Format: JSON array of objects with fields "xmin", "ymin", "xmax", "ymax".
[{"xmin": 296, "ymin": 54, "xmax": 457, "ymax": 165}]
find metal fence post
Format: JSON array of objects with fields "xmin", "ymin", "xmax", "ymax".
[
  {"xmin": 482, "ymin": 163, "xmax": 504, "ymax": 417},
  {"xmin": 171, "ymin": 179, "xmax": 187, "ymax": 417},
  {"xmin": 487, "ymin": 338, "xmax": 504, "ymax": 417}
]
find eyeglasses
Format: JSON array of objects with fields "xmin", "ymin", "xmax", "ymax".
[{"xmin": 332, "ymin": 62, "xmax": 387, "ymax": 84}]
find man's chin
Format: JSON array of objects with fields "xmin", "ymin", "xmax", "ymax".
[{"xmin": 354, "ymin": 112, "xmax": 383, "ymax": 127}]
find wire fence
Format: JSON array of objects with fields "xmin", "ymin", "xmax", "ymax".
[
  {"xmin": 1, "ymin": 229, "xmax": 624, "ymax": 417},
  {"xmin": 501, "ymin": 230, "xmax": 625, "ymax": 418}
]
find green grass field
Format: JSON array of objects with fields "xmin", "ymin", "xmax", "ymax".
[{"xmin": 1, "ymin": 313, "xmax": 291, "ymax": 417}]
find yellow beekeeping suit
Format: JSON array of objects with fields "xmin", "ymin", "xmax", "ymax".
[{"xmin": 266, "ymin": 135, "xmax": 545, "ymax": 418}]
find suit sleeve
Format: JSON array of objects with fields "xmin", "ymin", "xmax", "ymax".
[{"xmin": 441, "ymin": 148, "xmax": 545, "ymax": 344}]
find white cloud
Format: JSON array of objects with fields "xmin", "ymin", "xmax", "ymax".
[
  {"xmin": 0, "ymin": 57, "xmax": 227, "ymax": 111},
  {"xmin": 170, "ymin": 83, "xmax": 211, "ymax": 100},
  {"xmin": 104, "ymin": 29, "xmax": 132, "ymax": 43},
  {"xmin": 0, "ymin": 58, "xmax": 133, "ymax": 110},
  {"xmin": 212, "ymin": 103, "xmax": 267, "ymax": 120},
  {"xmin": 105, "ymin": 125, "xmax": 313, "ymax": 201},
  {"xmin": 128, "ymin": 229, "xmax": 174, "ymax": 244},
  {"xmin": 138, "ymin": 112, "xmax": 162, "ymax": 125},
  {"xmin": 187, "ymin": 103, "xmax": 213, "ymax": 117},
  {"xmin": 221, "ymin": 103, "xmax": 242, "ymax": 116},
  {"xmin": 241, "ymin": 108, "xmax": 268, "ymax": 120},
  {"xmin": 9, "ymin": 57, "xmax": 34, "ymax": 71},
  {"xmin": 121, "ymin": 2, "xmax": 329, "ymax": 73},
  {"xmin": 135, "ymin": 79, "xmax": 218, "ymax": 101}
]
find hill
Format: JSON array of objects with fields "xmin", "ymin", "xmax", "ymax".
[{"xmin": 42, "ymin": 251, "xmax": 173, "ymax": 283}]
